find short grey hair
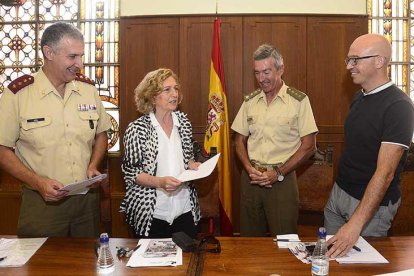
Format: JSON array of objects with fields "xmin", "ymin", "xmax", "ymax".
[
  {"xmin": 40, "ymin": 22, "xmax": 84, "ymax": 56},
  {"xmin": 253, "ymin": 43, "xmax": 284, "ymax": 70}
]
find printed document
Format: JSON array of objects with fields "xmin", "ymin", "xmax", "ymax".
[
  {"xmin": 59, "ymin": 173, "xmax": 107, "ymax": 196},
  {"xmin": 127, "ymin": 238, "xmax": 182, "ymax": 267},
  {"xmin": 176, "ymin": 153, "xmax": 220, "ymax": 182},
  {"xmin": 329, "ymin": 235, "xmax": 389, "ymax": 264},
  {"xmin": 288, "ymin": 236, "xmax": 388, "ymax": 264},
  {"xmin": 0, "ymin": 237, "xmax": 47, "ymax": 267}
]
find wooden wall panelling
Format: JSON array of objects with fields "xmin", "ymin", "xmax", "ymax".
[
  {"xmin": 108, "ymin": 156, "xmax": 132, "ymax": 237},
  {"xmin": 306, "ymin": 16, "xmax": 368, "ymax": 127},
  {"xmin": 119, "ymin": 17, "xmax": 180, "ymax": 137},
  {"xmin": 0, "ymin": 168, "xmax": 22, "ymax": 234},
  {"xmin": 242, "ymin": 16, "xmax": 307, "ymax": 94},
  {"xmin": 0, "ymin": 192, "xmax": 21, "ymax": 234},
  {"xmin": 391, "ymin": 172, "xmax": 414, "ymax": 235},
  {"xmin": 179, "ymin": 16, "xmax": 243, "ymax": 125}
]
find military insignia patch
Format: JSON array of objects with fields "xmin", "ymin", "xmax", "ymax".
[
  {"xmin": 75, "ymin": 73, "xmax": 95, "ymax": 86},
  {"xmin": 8, "ymin": 75, "xmax": 34, "ymax": 94},
  {"xmin": 287, "ymin": 87, "xmax": 306, "ymax": 102},
  {"xmin": 244, "ymin": 89, "xmax": 261, "ymax": 102}
]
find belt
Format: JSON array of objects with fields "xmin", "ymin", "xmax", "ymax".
[{"xmin": 250, "ymin": 160, "xmax": 281, "ymax": 172}]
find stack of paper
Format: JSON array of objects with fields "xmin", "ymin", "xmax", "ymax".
[
  {"xmin": 58, "ymin": 173, "xmax": 107, "ymax": 196},
  {"xmin": 127, "ymin": 238, "xmax": 182, "ymax": 267},
  {"xmin": 273, "ymin": 234, "xmax": 301, "ymax": 248},
  {"xmin": 0, "ymin": 238, "xmax": 47, "ymax": 267},
  {"xmin": 331, "ymin": 236, "xmax": 388, "ymax": 264}
]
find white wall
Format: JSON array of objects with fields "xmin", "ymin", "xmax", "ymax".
[{"xmin": 121, "ymin": 0, "xmax": 367, "ymax": 16}]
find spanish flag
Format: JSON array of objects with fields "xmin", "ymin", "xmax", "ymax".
[{"xmin": 204, "ymin": 18, "xmax": 233, "ymax": 236}]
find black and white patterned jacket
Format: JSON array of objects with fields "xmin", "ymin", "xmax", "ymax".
[{"xmin": 120, "ymin": 111, "xmax": 201, "ymax": 236}]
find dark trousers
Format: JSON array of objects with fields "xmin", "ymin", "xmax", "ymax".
[
  {"xmin": 147, "ymin": 211, "xmax": 197, "ymax": 239},
  {"xmin": 240, "ymin": 169, "xmax": 299, "ymax": 236}
]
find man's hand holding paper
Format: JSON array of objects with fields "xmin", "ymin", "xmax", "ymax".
[{"xmin": 58, "ymin": 174, "xmax": 107, "ymax": 196}]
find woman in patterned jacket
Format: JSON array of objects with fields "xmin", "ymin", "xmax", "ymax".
[{"xmin": 120, "ymin": 68, "xmax": 201, "ymax": 238}]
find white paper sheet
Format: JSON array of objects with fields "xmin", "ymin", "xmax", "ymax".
[
  {"xmin": 126, "ymin": 238, "xmax": 182, "ymax": 267},
  {"xmin": 273, "ymin": 234, "xmax": 301, "ymax": 248},
  {"xmin": 0, "ymin": 238, "xmax": 47, "ymax": 267},
  {"xmin": 328, "ymin": 235, "xmax": 389, "ymax": 264},
  {"xmin": 288, "ymin": 235, "xmax": 388, "ymax": 265},
  {"xmin": 176, "ymin": 153, "xmax": 220, "ymax": 182},
  {"xmin": 58, "ymin": 173, "xmax": 107, "ymax": 196}
]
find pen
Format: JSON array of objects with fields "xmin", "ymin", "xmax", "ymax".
[
  {"xmin": 352, "ymin": 245, "xmax": 361, "ymax": 252},
  {"xmin": 126, "ymin": 244, "xmax": 141, "ymax": 257},
  {"xmin": 0, "ymin": 256, "xmax": 7, "ymax": 262},
  {"xmin": 275, "ymin": 239, "xmax": 300, "ymax": 242},
  {"xmin": 327, "ymin": 244, "xmax": 361, "ymax": 252}
]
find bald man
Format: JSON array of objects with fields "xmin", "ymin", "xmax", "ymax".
[{"xmin": 324, "ymin": 34, "xmax": 414, "ymax": 257}]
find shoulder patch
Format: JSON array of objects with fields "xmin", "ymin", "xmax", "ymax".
[
  {"xmin": 75, "ymin": 73, "xmax": 95, "ymax": 86},
  {"xmin": 8, "ymin": 75, "xmax": 34, "ymax": 94},
  {"xmin": 244, "ymin": 89, "xmax": 262, "ymax": 102},
  {"xmin": 286, "ymin": 87, "xmax": 306, "ymax": 102}
]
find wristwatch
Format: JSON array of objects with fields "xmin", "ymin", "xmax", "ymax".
[{"xmin": 275, "ymin": 166, "xmax": 284, "ymax": 182}]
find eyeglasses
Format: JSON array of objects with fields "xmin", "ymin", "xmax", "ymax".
[
  {"xmin": 198, "ymin": 236, "xmax": 221, "ymax": 253},
  {"xmin": 344, "ymin": 55, "xmax": 379, "ymax": 66}
]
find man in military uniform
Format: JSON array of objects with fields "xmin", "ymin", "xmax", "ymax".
[
  {"xmin": 0, "ymin": 22, "xmax": 111, "ymax": 237},
  {"xmin": 231, "ymin": 44, "xmax": 318, "ymax": 236}
]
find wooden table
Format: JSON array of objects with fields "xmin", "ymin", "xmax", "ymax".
[{"xmin": 1, "ymin": 236, "xmax": 413, "ymax": 275}]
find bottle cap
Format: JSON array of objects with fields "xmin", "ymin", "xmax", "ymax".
[
  {"xmin": 100, "ymin": 232, "xmax": 109, "ymax": 243},
  {"xmin": 318, "ymin": 227, "xmax": 327, "ymax": 238}
]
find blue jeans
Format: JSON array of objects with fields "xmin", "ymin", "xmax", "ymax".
[{"xmin": 324, "ymin": 183, "xmax": 400, "ymax": 236}]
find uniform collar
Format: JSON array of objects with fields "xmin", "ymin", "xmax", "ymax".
[
  {"xmin": 35, "ymin": 68, "xmax": 80, "ymax": 99},
  {"xmin": 256, "ymin": 81, "xmax": 289, "ymax": 104},
  {"xmin": 276, "ymin": 82, "xmax": 289, "ymax": 104}
]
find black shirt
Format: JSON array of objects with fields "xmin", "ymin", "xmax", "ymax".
[{"xmin": 337, "ymin": 84, "xmax": 414, "ymax": 205}]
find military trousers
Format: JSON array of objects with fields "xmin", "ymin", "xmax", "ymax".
[
  {"xmin": 17, "ymin": 186, "xmax": 100, "ymax": 238},
  {"xmin": 240, "ymin": 169, "xmax": 299, "ymax": 236}
]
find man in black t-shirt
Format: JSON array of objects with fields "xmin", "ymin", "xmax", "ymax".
[{"xmin": 324, "ymin": 34, "xmax": 414, "ymax": 258}]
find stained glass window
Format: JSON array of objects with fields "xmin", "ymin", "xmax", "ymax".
[
  {"xmin": 0, "ymin": 0, "xmax": 120, "ymax": 153},
  {"xmin": 368, "ymin": 0, "xmax": 413, "ymax": 102}
]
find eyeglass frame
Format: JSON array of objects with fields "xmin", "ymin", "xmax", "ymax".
[
  {"xmin": 344, "ymin": 55, "xmax": 379, "ymax": 66},
  {"xmin": 198, "ymin": 235, "xmax": 221, "ymax": 253}
]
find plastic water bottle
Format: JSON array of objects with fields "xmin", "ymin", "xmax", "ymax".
[
  {"xmin": 97, "ymin": 233, "xmax": 115, "ymax": 274},
  {"xmin": 311, "ymin": 227, "xmax": 329, "ymax": 276}
]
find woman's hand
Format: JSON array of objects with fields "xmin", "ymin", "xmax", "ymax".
[
  {"xmin": 188, "ymin": 160, "xmax": 201, "ymax": 170},
  {"xmin": 159, "ymin": 176, "xmax": 182, "ymax": 192}
]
